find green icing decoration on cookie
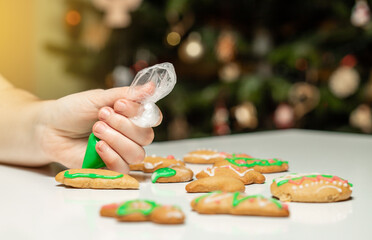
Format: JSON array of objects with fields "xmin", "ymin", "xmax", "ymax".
[
  {"xmin": 274, "ymin": 174, "xmax": 353, "ymax": 187},
  {"xmin": 82, "ymin": 133, "xmax": 106, "ymax": 169},
  {"xmin": 232, "ymin": 192, "xmax": 283, "ymax": 209},
  {"xmin": 64, "ymin": 171, "xmax": 123, "ymax": 179},
  {"xmin": 194, "ymin": 191, "xmax": 222, "ymax": 204},
  {"xmin": 117, "ymin": 200, "xmax": 159, "ymax": 216},
  {"xmin": 226, "ymin": 156, "xmax": 288, "ymax": 168},
  {"xmin": 151, "ymin": 167, "xmax": 177, "ymax": 183}
]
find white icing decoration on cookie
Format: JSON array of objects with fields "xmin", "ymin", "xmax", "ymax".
[
  {"xmin": 203, "ymin": 165, "xmax": 253, "ymax": 177},
  {"xmin": 185, "ymin": 153, "xmax": 225, "ymax": 160},
  {"xmin": 315, "ymin": 185, "xmax": 342, "ymax": 193},
  {"xmin": 273, "ymin": 173, "xmax": 321, "ymax": 184},
  {"xmin": 144, "ymin": 161, "xmax": 163, "ymax": 169},
  {"xmin": 166, "ymin": 211, "xmax": 183, "ymax": 219},
  {"xmin": 258, "ymin": 200, "xmax": 268, "ymax": 207}
]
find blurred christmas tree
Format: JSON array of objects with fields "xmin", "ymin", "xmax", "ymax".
[{"xmin": 48, "ymin": 0, "xmax": 372, "ymax": 140}]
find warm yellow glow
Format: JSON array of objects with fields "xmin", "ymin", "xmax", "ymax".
[
  {"xmin": 65, "ymin": 10, "xmax": 81, "ymax": 26},
  {"xmin": 166, "ymin": 32, "xmax": 181, "ymax": 46},
  {"xmin": 185, "ymin": 41, "xmax": 202, "ymax": 58}
]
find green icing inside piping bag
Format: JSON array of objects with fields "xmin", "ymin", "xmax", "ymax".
[{"xmin": 82, "ymin": 133, "xmax": 106, "ymax": 169}]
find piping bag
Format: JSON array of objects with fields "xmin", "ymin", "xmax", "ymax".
[{"xmin": 82, "ymin": 63, "xmax": 177, "ymax": 168}]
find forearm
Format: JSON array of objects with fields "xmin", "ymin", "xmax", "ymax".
[{"xmin": 0, "ymin": 77, "xmax": 49, "ymax": 166}]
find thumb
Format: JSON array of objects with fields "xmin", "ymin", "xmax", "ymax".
[{"xmin": 89, "ymin": 83, "xmax": 156, "ymax": 109}]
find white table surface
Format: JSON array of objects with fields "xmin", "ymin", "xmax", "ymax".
[{"xmin": 1, "ymin": 129, "xmax": 371, "ymax": 240}]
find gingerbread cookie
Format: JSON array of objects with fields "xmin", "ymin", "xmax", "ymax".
[
  {"xmin": 183, "ymin": 150, "xmax": 251, "ymax": 164},
  {"xmin": 151, "ymin": 166, "xmax": 193, "ymax": 183},
  {"xmin": 55, "ymin": 169, "xmax": 139, "ymax": 189},
  {"xmin": 100, "ymin": 203, "xmax": 120, "ymax": 217},
  {"xmin": 271, "ymin": 173, "xmax": 353, "ymax": 202},
  {"xmin": 214, "ymin": 155, "xmax": 288, "ymax": 173},
  {"xmin": 191, "ymin": 191, "xmax": 289, "ymax": 217},
  {"xmin": 185, "ymin": 176, "xmax": 245, "ymax": 193},
  {"xmin": 100, "ymin": 200, "xmax": 185, "ymax": 224},
  {"xmin": 130, "ymin": 155, "xmax": 185, "ymax": 173},
  {"xmin": 196, "ymin": 165, "xmax": 265, "ymax": 185},
  {"xmin": 183, "ymin": 149, "xmax": 228, "ymax": 164}
]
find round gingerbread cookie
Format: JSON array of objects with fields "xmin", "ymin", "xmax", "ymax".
[
  {"xmin": 130, "ymin": 155, "xmax": 185, "ymax": 173},
  {"xmin": 185, "ymin": 176, "xmax": 245, "ymax": 193},
  {"xmin": 55, "ymin": 169, "xmax": 139, "ymax": 189},
  {"xmin": 214, "ymin": 156, "xmax": 288, "ymax": 173},
  {"xmin": 270, "ymin": 173, "xmax": 353, "ymax": 202},
  {"xmin": 196, "ymin": 165, "xmax": 265, "ymax": 185},
  {"xmin": 191, "ymin": 191, "xmax": 289, "ymax": 217},
  {"xmin": 151, "ymin": 166, "xmax": 194, "ymax": 183}
]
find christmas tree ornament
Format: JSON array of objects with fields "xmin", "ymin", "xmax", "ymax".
[
  {"xmin": 351, "ymin": 0, "xmax": 371, "ymax": 27},
  {"xmin": 289, "ymin": 82, "xmax": 320, "ymax": 118},
  {"xmin": 92, "ymin": 0, "xmax": 142, "ymax": 28},
  {"xmin": 218, "ymin": 62, "xmax": 241, "ymax": 83},
  {"xmin": 341, "ymin": 54, "xmax": 357, "ymax": 68},
  {"xmin": 216, "ymin": 30, "xmax": 236, "ymax": 63},
  {"xmin": 274, "ymin": 103, "xmax": 295, "ymax": 129},
  {"xmin": 212, "ymin": 102, "xmax": 231, "ymax": 135},
  {"xmin": 65, "ymin": 10, "xmax": 81, "ymax": 26},
  {"xmin": 166, "ymin": 31, "xmax": 181, "ymax": 46},
  {"xmin": 350, "ymin": 104, "xmax": 372, "ymax": 133},
  {"xmin": 112, "ymin": 65, "xmax": 134, "ymax": 87},
  {"xmin": 232, "ymin": 102, "xmax": 258, "ymax": 129},
  {"xmin": 178, "ymin": 32, "xmax": 204, "ymax": 63},
  {"xmin": 329, "ymin": 66, "xmax": 360, "ymax": 99},
  {"xmin": 252, "ymin": 28, "xmax": 272, "ymax": 57},
  {"xmin": 168, "ymin": 116, "xmax": 190, "ymax": 140},
  {"xmin": 81, "ymin": 21, "xmax": 111, "ymax": 51}
]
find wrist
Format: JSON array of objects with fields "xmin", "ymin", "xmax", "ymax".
[{"xmin": 0, "ymin": 97, "xmax": 52, "ymax": 166}]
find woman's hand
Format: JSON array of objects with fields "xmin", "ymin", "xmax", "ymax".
[{"xmin": 38, "ymin": 86, "xmax": 159, "ymax": 173}]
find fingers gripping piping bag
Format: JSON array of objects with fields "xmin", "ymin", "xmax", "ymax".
[{"xmin": 82, "ymin": 63, "xmax": 177, "ymax": 169}]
